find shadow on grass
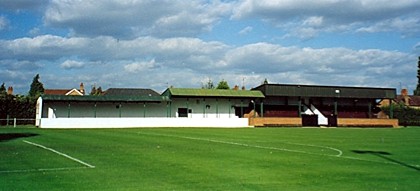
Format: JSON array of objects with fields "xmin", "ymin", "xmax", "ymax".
[
  {"xmin": 0, "ymin": 133, "xmax": 38, "ymax": 142},
  {"xmin": 352, "ymin": 150, "xmax": 420, "ymax": 172}
]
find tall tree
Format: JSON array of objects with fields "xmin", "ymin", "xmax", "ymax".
[
  {"xmin": 90, "ymin": 85, "xmax": 103, "ymax": 95},
  {"xmin": 202, "ymin": 79, "xmax": 214, "ymax": 89},
  {"xmin": 0, "ymin": 83, "xmax": 6, "ymax": 96},
  {"xmin": 415, "ymin": 57, "xmax": 420, "ymax": 95},
  {"xmin": 216, "ymin": 80, "xmax": 230, "ymax": 89},
  {"xmin": 28, "ymin": 74, "xmax": 45, "ymax": 99}
]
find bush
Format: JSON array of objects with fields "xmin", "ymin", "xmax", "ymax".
[
  {"xmin": 0, "ymin": 95, "xmax": 36, "ymax": 125},
  {"xmin": 381, "ymin": 104, "xmax": 420, "ymax": 126}
]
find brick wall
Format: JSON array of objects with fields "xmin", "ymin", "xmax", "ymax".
[
  {"xmin": 337, "ymin": 118, "xmax": 399, "ymax": 128},
  {"xmin": 249, "ymin": 117, "xmax": 302, "ymax": 127},
  {"xmin": 248, "ymin": 117, "xmax": 399, "ymax": 128}
]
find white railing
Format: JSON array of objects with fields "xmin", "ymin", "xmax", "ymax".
[{"xmin": 0, "ymin": 118, "xmax": 36, "ymax": 127}]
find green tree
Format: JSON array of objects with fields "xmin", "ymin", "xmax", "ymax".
[
  {"xmin": 90, "ymin": 85, "xmax": 103, "ymax": 95},
  {"xmin": 216, "ymin": 80, "xmax": 230, "ymax": 89},
  {"xmin": 0, "ymin": 83, "xmax": 6, "ymax": 96},
  {"xmin": 414, "ymin": 57, "xmax": 420, "ymax": 95},
  {"xmin": 28, "ymin": 74, "xmax": 45, "ymax": 99},
  {"xmin": 202, "ymin": 79, "xmax": 214, "ymax": 89}
]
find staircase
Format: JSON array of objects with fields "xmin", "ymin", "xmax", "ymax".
[{"xmin": 303, "ymin": 104, "xmax": 328, "ymax": 126}]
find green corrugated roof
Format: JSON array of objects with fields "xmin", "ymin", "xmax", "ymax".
[
  {"xmin": 163, "ymin": 88, "xmax": 265, "ymax": 98},
  {"xmin": 41, "ymin": 95, "xmax": 169, "ymax": 102}
]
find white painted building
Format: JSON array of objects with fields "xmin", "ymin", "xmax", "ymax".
[{"xmin": 36, "ymin": 88, "xmax": 265, "ymax": 128}]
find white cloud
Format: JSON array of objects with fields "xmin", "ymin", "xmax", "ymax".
[
  {"xmin": 232, "ymin": 0, "xmax": 420, "ymax": 38},
  {"xmin": 44, "ymin": 0, "xmax": 233, "ymax": 38},
  {"xmin": 61, "ymin": 60, "xmax": 85, "ymax": 69},
  {"xmin": 0, "ymin": 0, "xmax": 49, "ymax": 11},
  {"xmin": 0, "ymin": 34, "xmax": 416, "ymax": 93},
  {"xmin": 238, "ymin": 26, "xmax": 253, "ymax": 35},
  {"xmin": 124, "ymin": 59, "xmax": 157, "ymax": 73},
  {"xmin": 356, "ymin": 17, "xmax": 420, "ymax": 36},
  {"xmin": 0, "ymin": 16, "xmax": 9, "ymax": 31}
]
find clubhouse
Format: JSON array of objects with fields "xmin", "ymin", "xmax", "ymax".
[{"xmin": 36, "ymin": 84, "xmax": 398, "ymax": 128}]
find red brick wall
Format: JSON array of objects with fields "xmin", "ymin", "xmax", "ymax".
[
  {"xmin": 248, "ymin": 117, "xmax": 399, "ymax": 128},
  {"xmin": 249, "ymin": 117, "xmax": 302, "ymax": 127},
  {"xmin": 337, "ymin": 118, "xmax": 399, "ymax": 128}
]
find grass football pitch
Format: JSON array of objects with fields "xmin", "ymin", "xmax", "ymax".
[{"xmin": 1, "ymin": 127, "xmax": 419, "ymax": 190}]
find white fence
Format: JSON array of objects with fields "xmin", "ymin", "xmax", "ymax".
[
  {"xmin": 0, "ymin": 118, "xmax": 35, "ymax": 127},
  {"xmin": 38, "ymin": 118, "xmax": 250, "ymax": 128}
]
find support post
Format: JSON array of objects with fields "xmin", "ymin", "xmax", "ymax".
[
  {"xmin": 298, "ymin": 98, "xmax": 302, "ymax": 117},
  {"xmin": 13, "ymin": 118, "xmax": 16, "ymax": 128},
  {"xmin": 216, "ymin": 98, "xmax": 219, "ymax": 118},
  {"xmin": 169, "ymin": 101, "xmax": 172, "ymax": 117},
  {"xmin": 94, "ymin": 102, "xmax": 97, "ymax": 118},
  {"xmin": 389, "ymin": 99, "xmax": 394, "ymax": 119},
  {"xmin": 240, "ymin": 100, "xmax": 244, "ymax": 118},
  {"xmin": 228, "ymin": 99, "xmax": 231, "ymax": 118},
  {"xmin": 260, "ymin": 102, "xmax": 264, "ymax": 118},
  {"xmin": 252, "ymin": 100, "xmax": 256, "ymax": 118},
  {"xmin": 368, "ymin": 102, "xmax": 372, "ymax": 118},
  {"xmin": 119, "ymin": 103, "xmax": 122, "ymax": 118},
  {"xmin": 334, "ymin": 99, "xmax": 338, "ymax": 116},
  {"xmin": 203, "ymin": 99, "xmax": 206, "ymax": 118},
  {"xmin": 166, "ymin": 102, "xmax": 169, "ymax": 117},
  {"xmin": 186, "ymin": 99, "xmax": 189, "ymax": 118},
  {"xmin": 67, "ymin": 102, "xmax": 71, "ymax": 118},
  {"xmin": 143, "ymin": 102, "xmax": 146, "ymax": 117}
]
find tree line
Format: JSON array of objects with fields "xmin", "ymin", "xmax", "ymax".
[{"xmin": 0, "ymin": 74, "xmax": 44, "ymax": 125}]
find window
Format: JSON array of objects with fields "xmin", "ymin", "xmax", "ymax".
[{"xmin": 178, "ymin": 108, "xmax": 188, "ymax": 117}]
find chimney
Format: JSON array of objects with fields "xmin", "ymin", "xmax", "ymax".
[
  {"xmin": 7, "ymin": 86, "xmax": 13, "ymax": 95},
  {"xmin": 401, "ymin": 89, "xmax": 408, "ymax": 96},
  {"xmin": 401, "ymin": 88, "xmax": 410, "ymax": 106},
  {"xmin": 80, "ymin": 83, "xmax": 85, "ymax": 95}
]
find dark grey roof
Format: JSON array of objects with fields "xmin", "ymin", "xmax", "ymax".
[
  {"xmin": 103, "ymin": 88, "xmax": 160, "ymax": 96},
  {"xmin": 41, "ymin": 95, "xmax": 169, "ymax": 102},
  {"xmin": 253, "ymin": 84, "xmax": 396, "ymax": 99}
]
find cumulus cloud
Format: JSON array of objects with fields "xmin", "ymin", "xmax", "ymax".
[
  {"xmin": 61, "ymin": 60, "xmax": 85, "ymax": 69},
  {"xmin": 0, "ymin": 19, "xmax": 8, "ymax": 32},
  {"xmin": 0, "ymin": 0, "xmax": 49, "ymax": 11},
  {"xmin": 0, "ymin": 34, "xmax": 415, "ymax": 92},
  {"xmin": 124, "ymin": 59, "xmax": 157, "ymax": 73},
  {"xmin": 232, "ymin": 0, "xmax": 420, "ymax": 38},
  {"xmin": 44, "ymin": 0, "xmax": 233, "ymax": 39},
  {"xmin": 356, "ymin": 17, "xmax": 420, "ymax": 37},
  {"xmin": 238, "ymin": 26, "xmax": 253, "ymax": 35},
  {"xmin": 0, "ymin": 16, "xmax": 9, "ymax": 31}
]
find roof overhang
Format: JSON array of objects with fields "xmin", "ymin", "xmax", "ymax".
[
  {"xmin": 162, "ymin": 88, "xmax": 265, "ymax": 99},
  {"xmin": 253, "ymin": 84, "xmax": 396, "ymax": 99},
  {"xmin": 41, "ymin": 95, "xmax": 170, "ymax": 103}
]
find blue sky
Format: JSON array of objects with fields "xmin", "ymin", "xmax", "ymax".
[{"xmin": 1, "ymin": 0, "xmax": 419, "ymax": 94}]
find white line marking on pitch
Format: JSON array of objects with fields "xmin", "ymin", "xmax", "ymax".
[
  {"xmin": 138, "ymin": 132, "xmax": 420, "ymax": 167},
  {"xmin": 23, "ymin": 140, "xmax": 95, "ymax": 168},
  {"xmin": 137, "ymin": 132, "xmax": 342, "ymax": 157},
  {"xmin": 0, "ymin": 167, "xmax": 89, "ymax": 174}
]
